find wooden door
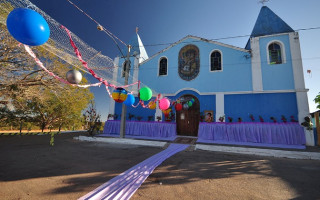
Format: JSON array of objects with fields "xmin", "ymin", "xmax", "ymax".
[{"xmin": 176, "ymin": 95, "xmax": 200, "ymax": 136}]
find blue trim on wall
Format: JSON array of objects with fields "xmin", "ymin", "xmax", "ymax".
[{"xmin": 225, "ymin": 92, "xmax": 298, "ymax": 122}]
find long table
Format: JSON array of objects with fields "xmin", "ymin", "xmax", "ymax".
[
  {"xmin": 198, "ymin": 122, "xmax": 306, "ymax": 147},
  {"xmin": 103, "ymin": 120, "xmax": 177, "ymax": 139}
]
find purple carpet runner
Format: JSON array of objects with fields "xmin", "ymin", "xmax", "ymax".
[{"xmin": 79, "ymin": 143, "xmax": 189, "ymax": 200}]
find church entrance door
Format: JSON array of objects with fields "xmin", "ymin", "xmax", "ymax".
[{"xmin": 176, "ymin": 94, "xmax": 200, "ymax": 137}]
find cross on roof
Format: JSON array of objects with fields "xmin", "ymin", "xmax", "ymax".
[{"xmin": 258, "ymin": 0, "xmax": 269, "ymax": 5}]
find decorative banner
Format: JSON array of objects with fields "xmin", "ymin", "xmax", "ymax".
[{"xmin": 131, "ymin": 100, "xmax": 141, "ymax": 108}]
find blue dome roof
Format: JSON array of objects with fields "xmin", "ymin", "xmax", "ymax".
[{"xmin": 251, "ymin": 6, "xmax": 294, "ymax": 37}]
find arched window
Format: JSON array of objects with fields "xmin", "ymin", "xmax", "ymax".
[
  {"xmin": 210, "ymin": 51, "xmax": 222, "ymax": 71},
  {"xmin": 159, "ymin": 57, "xmax": 167, "ymax": 76},
  {"xmin": 122, "ymin": 61, "xmax": 129, "ymax": 77},
  {"xmin": 268, "ymin": 42, "xmax": 282, "ymax": 64}
]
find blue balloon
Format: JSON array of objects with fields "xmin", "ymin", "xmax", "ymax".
[
  {"xmin": 124, "ymin": 94, "xmax": 135, "ymax": 106},
  {"xmin": 6, "ymin": 8, "xmax": 50, "ymax": 46}
]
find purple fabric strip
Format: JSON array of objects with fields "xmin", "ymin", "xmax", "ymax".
[
  {"xmin": 198, "ymin": 122, "xmax": 306, "ymax": 146},
  {"xmin": 79, "ymin": 143, "xmax": 189, "ymax": 200},
  {"xmin": 197, "ymin": 138, "xmax": 306, "ymax": 149},
  {"xmin": 103, "ymin": 121, "xmax": 177, "ymax": 138},
  {"xmin": 103, "ymin": 121, "xmax": 306, "ymax": 148}
]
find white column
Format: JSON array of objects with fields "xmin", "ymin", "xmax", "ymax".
[
  {"xmin": 215, "ymin": 93, "xmax": 224, "ymax": 122},
  {"xmin": 289, "ymin": 32, "xmax": 306, "ymax": 90},
  {"xmin": 289, "ymin": 32, "xmax": 310, "ymax": 123},
  {"xmin": 250, "ymin": 37, "xmax": 263, "ymax": 91},
  {"xmin": 108, "ymin": 57, "xmax": 119, "ymax": 119},
  {"xmin": 132, "ymin": 56, "xmax": 140, "ymax": 92},
  {"xmin": 155, "ymin": 100, "xmax": 162, "ymax": 122},
  {"xmin": 296, "ymin": 91, "xmax": 310, "ymax": 125},
  {"xmin": 289, "ymin": 32, "xmax": 312, "ymax": 145}
]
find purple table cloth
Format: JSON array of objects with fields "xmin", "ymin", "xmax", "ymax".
[
  {"xmin": 198, "ymin": 122, "xmax": 306, "ymax": 145},
  {"xmin": 103, "ymin": 120, "xmax": 176, "ymax": 138}
]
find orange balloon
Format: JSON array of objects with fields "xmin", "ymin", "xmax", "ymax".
[{"xmin": 148, "ymin": 101, "xmax": 156, "ymax": 109}]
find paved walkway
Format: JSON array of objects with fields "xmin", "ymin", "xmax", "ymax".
[{"xmin": 75, "ymin": 136, "xmax": 320, "ymax": 160}]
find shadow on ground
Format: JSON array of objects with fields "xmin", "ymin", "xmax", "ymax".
[{"xmin": 1, "ymin": 133, "xmax": 320, "ymax": 199}]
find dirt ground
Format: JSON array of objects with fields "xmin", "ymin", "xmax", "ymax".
[{"xmin": 1, "ymin": 133, "xmax": 320, "ymax": 200}]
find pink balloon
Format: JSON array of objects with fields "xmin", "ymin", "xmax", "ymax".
[{"xmin": 159, "ymin": 98, "xmax": 170, "ymax": 110}]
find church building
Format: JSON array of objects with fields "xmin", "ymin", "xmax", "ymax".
[{"xmin": 108, "ymin": 6, "xmax": 310, "ymax": 142}]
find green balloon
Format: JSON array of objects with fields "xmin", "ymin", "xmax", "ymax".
[
  {"xmin": 188, "ymin": 101, "xmax": 193, "ymax": 107},
  {"xmin": 139, "ymin": 87, "xmax": 152, "ymax": 101}
]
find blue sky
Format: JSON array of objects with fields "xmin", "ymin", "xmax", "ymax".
[{"xmin": 29, "ymin": 0, "xmax": 320, "ymax": 121}]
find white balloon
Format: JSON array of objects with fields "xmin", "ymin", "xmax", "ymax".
[
  {"xmin": 183, "ymin": 103, "xmax": 189, "ymax": 110},
  {"xmin": 66, "ymin": 69, "xmax": 82, "ymax": 84}
]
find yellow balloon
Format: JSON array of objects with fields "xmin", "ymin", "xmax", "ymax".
[
  {"xmin": 162, "ymin": 109, "xmax": 171, "ymax": 115},
  {"xmin": 148, "ymin": 101, "xmax": 156, "ymax": 109}
]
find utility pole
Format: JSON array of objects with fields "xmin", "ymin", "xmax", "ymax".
[{"xmin": 120, "ymin": 45, "xmax": 131, "ymax": 138}]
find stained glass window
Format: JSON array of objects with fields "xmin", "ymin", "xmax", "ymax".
[{"xmin": 268, "ymin": 43, "xmax": 282, "ymax": 64}]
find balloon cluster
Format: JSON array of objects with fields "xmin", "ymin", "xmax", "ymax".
[
  {"xmin": 110, "ymin": 86, "xmax": 174, "ymax": 112},
  {"xmin": 174, "ymin": 98, "xmax": 195, "ymax": 111}
]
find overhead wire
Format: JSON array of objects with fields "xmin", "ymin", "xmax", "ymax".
[
  {"xmin": 132, "ymin": 26, "xmax": 320, "ymax": 48},
  {"xmin": 5, "ymin": 0, "xmax": 319, "ymax": 98},
  {"xmin": 65, "ymin": 0, "xmax": 127, "ymax": 58},
  {"xmin": 64, "ymin": 1, "xmax": 160, "ymax": 97}
]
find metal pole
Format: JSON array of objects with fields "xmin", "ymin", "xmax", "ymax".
[{"xmin": 120, "ymin": 45, "xmax": 131, "ymax": 138}]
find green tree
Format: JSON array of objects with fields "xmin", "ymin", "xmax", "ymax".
[
  {"xmin": 315, "ymin": 92, "xmax": 320, "ymax": 110},
  {"xmin": 24, "ymin": 85, "xmax": 93, "ymax": 132},
  {"xmin": 0, "ymin": 6, "xmax": 94, "ymax": 130},
  {"xmin": 83, "ymin": 101, "xmax": 102, "ymax": 135}
]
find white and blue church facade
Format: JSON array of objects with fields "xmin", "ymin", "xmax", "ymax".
[{"xmin": 107, "ymin": 6, "xmax": 311, "ymax": 145}]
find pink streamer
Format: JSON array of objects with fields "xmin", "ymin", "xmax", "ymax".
[
  {"xmin": 105, "ymin": 85, "xmax": 113, "ymax": 98},
  {"xmin": 131, "ymin": 100, "xmax": 140, "ymax": 108},
  {"xmin": 24, "ymin": 45, "xmax": 102, "ymax": 88},
  {"xmin": 60, "ymin": 25, "xmax": 139, "ymax": 89}
]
